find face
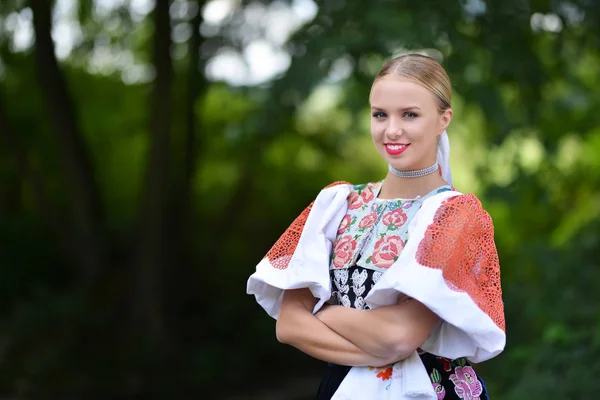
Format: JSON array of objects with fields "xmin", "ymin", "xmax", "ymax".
[{"xmin": 369, "ymin": 76, "xmax": 452, "ymax": 171}]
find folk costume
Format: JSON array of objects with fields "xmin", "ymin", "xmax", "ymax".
[{"xmin": 247, "ymin": 132, "xmax": 505, "ymax": 399}]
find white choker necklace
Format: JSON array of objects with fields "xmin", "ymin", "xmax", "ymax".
[{"xmin": 388, "ymin": 162, "xmax": 439, "ymax": 178}]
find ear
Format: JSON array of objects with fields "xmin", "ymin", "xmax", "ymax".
[{"xmin": 439, "ymin": 108, "xmax": 453, "ymax": 134}]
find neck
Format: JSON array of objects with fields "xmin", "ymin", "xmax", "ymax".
[{"xmin": 378, "ymin": 171, "xmax": 448, "ymax": 200}]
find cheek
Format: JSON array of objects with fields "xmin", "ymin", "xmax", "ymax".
[
  {"xmin": 406, "ymin": 120, "xmax": 436, "ymax": 141},
  {"xmin": 371, "ymin": 120, "xmax": 377, "ymax": 139},
  {"xmin": 370, "ymin": 120, "xmax": 382, "ymax": 137}
]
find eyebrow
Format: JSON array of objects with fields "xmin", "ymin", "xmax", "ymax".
[{"xmin": 370, "ymin": 106, "xmax": 422, "ymax": 112}]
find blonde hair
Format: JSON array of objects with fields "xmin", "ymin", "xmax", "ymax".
[{"xmin": 374, "ymin": 53, "xmax": 452, "ymax": 113}]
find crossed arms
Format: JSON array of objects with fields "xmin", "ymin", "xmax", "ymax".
[{"xmin": 275, "ymin": 288, "xmax": 440, "ymax": 368}]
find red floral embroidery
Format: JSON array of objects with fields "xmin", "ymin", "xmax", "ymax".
[
  {"xmin": 376, "ymin": 367, "xmax": 393, "ymax": 381},
  {"xmin": 361, "ymin": 186, "xmax": 375, "ymax": 203},
  {"xmin": 332, "ymin": 235, "xmax": 357, "ymax": 268},
  {"xmin": 337, "ymin": 214, "xmax": 352, "ymax": 234},
  {"xmin": 437, "ymin": 356, "xmax": 452, "ymax": 372},
  {"xmin": 372, "ymin": 236, "xmax": 404, "ymax": 268},
  {"xmin": 348, "ymin": 191, "xmax": 364, "ymax": 210},
  {"xmin": 358, "ymin": 212, "xmax": 378, "ymax": 230},
  {"xmin": 382, "ymin": 208, "xmax": 408, "ymax": 229},
  {"xmin": 348, "ymin": 185, "xmax": 376, "ymax": 210}
]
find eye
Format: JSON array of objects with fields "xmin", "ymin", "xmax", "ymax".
[
  {"xmin": 404, "ymin": 112, "xmax": 418, "ymax": 118},
  {"xmin": 372, "ymin": 111, "xmax": 386, "ymax": 119}
]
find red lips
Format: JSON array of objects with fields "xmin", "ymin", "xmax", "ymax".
[{"xmin": 385, "ymin": 143, "xmax": 409, "ymax": 156}]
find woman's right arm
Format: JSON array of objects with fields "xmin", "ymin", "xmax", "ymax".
[{"xmin": 276, "ymin": 288, "xmax": 403, "ymax": 367}]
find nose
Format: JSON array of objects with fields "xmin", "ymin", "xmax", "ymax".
[{"xmin": 385, "ymin": 117, "xmax": 402, "ymax": 139}]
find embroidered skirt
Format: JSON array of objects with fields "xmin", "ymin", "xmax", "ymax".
[{"xmin": 316, "ymin": 352, "xmax": 490, "ymax": 400}]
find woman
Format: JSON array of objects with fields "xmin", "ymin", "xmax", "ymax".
[{"xmin": 247, "ymin": 54, "xmax": 505, "ymax": 399}]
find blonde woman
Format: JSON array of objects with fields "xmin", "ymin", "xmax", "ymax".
[{"xmin": 248, "ymin": 54, "xmax": 505, "ymax": 399}]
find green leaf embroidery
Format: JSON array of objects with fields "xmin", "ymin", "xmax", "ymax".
[
  {"xmin": 366, "ymin": 256, "xmax": 372, "ymax": 263},
  {"xmin": 430, "ymin": 368, "xmax": 441, "ymax": 383}
]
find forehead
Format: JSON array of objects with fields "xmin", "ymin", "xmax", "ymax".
[{"xmin": 370, "ymin": 76, "xmax": 436, "ymax": 108}]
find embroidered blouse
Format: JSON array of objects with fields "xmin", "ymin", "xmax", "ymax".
[
  {"xmin": 319, "ymin": 181, "xmax": 492, "ymax": 400},
  {"xmin": 329, "ymin": 181, "xmax": 452, "ymax": 310},
  {"xmin": 248, "ymin": 180, "xmax": 503, "ymax": 400}
]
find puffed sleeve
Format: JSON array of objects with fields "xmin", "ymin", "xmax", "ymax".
[
  {"xmin": 367, "ymin": 192, "xmax": 506, "ymax": 363},
  {"xmin": 246, "ymin": 181, "xmax": 352, "ymax": 319}
]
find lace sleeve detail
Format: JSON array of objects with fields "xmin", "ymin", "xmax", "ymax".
[
  {"xmin": 265, "ymin": 181, "xmax": 350, "ymax": 270},
  {"xmin": 416, "ymin": 194, "xmax": 505, "ymax": 331}
]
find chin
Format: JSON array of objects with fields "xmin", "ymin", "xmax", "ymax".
[{"xmin": 388, "ymin": 160, "xmax": 414, "ymax": 171}]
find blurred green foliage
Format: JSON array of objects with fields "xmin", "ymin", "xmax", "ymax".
[{"xmin": 0, "ymin": 0, "xmax": 599, "ymax": 397}]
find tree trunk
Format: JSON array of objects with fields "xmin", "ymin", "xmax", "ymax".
[
  {"xmin": 131, "ymin": 0, "xmax": 173, "ymax": 347},
  {"xmin": 0, "ymin": 92, "xmax": 76, "ymax": 264},
  {"xmin": 181, "ymin": 1, "xmax": 205, "ymax": 198},
  {"xmin": 170, "ymin": 0, "xmax": 206, "ymax": 235},
  {"xmin": 170, "ymin": 1, "xmax": 206, "ymax": 257},
  {"xmin": 30, "ymin": 0, "xmax": 105, "ymax": 281},
  {"xmin": 165, "ymin": 0, "xmax": 209, "ymax": 343}
]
